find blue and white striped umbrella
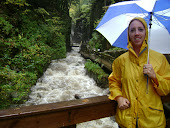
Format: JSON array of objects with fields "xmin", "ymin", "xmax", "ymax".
[{"xmin": 96, "ymin": 0, "xmax": 170, "ymax": 54}]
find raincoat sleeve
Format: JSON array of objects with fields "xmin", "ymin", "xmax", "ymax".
[
  {"xmin": 152, "ymin": 55, "xmax": 170, "ymax": 96},
  {"xmin": 108, "ymin": 58, "xmax": 122, "ymax": 100}
]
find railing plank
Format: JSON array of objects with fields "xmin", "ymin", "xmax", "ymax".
[
  {"xmin": 162, "ymin": 93, "xmax": 170, "ymax": 103},
  {"xmin": 0, "ymin": 95, "xmax": 116, "ymax": 128}
]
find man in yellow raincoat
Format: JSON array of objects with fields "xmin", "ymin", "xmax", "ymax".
[{"xmin": 108, "ymin": 17, "xmax": 170, "ymax": 128}]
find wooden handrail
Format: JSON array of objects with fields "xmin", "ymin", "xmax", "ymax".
[{"xmin": 0, "ymin": 95, "xmax": 116, "ymax": 128}]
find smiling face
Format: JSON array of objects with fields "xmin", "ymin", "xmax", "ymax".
[{"xmin": 128, "ymin": 20, "xmax": 146, "ymax": 49}]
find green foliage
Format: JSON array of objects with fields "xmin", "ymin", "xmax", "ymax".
[
  {"xmin": 85, "ymin": 59, "xmax": 108, "ymax": 80},
  {"xmin": 111, "ymin": 0, "xmax": 116, "ymax": 4},
  {"xmin": 88, "ymin": 31, "xmax": 108, "ymax": 51},
  {"xmin": 0, "ymin": 0, "xmax": 67, "ymax": 109},
  {"xmin": 109, "ymin": 47, "xmax": 124, "ymax": 51},
  {"xmin": 4, "ymin": 0, "xmax": 29, "ymax": 6},
  {"xmin": 70, "ymin": 0, "xmax": 92, "ymax": 24},
  {"xmin": 0, "ymin": 16, "xmax": 14, "ymax": 37},
  {"xmin": 35, "ymin": 7, "xmax": 50, "ymax": 16},
  {"xmin": 0, "ymin": 66, "xmax": 37, "ymax": 109}
]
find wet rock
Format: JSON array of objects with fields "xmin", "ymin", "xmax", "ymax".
[{"xmin": 75, "ymin": 94, "xmax": 81, "ymax": 99}]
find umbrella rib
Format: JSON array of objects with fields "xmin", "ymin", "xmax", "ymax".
[
  {"xmin": 135, "ymin": 4, "xmax": 148, "ymax": 18},
  {"xmin": 124, "ymin": 3, "xmax": 149, "ymax": 18},
  {"xmin": 153, "ymin": 9, "xmax": 170, "ymax": 23},
  {"xmin": 152, "ymin": 16, "xmax": 163, "ymax": 27},
  {"xmin": 152, "ymin": 14, "xmax": 170, "ymax": 29},
  {"xmin": 154, "ymin": 11, "xmax": 170, "ymax": 21},
  {"xmin": 156, "ymin": 8, "xmax": 170, "ymax": 17}
]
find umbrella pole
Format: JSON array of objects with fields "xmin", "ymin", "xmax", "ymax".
[
  {"xmin": 147, "ymin": 12, "xmax": 153, "ymax": 64},
  {"xmin": 146, "ymin": 12, "xmax": 154, "ymax": 94},
  {"xmin": 146, "ymin": 22, "xmax": 151, "ymax": 94}
]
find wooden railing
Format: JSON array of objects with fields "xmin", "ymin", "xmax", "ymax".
[
  {"xmin": 0, "ymin": 95, "xmax": 116, "ymax": 128},
  {"xmin": 0, "ymin": 94, "xmax": 169, "ymax": 128}
]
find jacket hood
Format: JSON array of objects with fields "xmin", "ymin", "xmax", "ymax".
[{"xmin": 127, "ymin": 17, "xmax": 148, "ymax": 54}]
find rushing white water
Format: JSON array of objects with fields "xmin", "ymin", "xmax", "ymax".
[{"xmin": 24, "ymin": 47, "xmax": 118, "ymax": 128}]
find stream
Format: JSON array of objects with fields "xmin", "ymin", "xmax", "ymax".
[{"xmin": 24, "ymin": 47, "xmax": 118, "ymax": 128}]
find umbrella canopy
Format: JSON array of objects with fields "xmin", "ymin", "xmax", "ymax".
[{"xmin": 96, "ymin": 0, "xmax": 170, "ymax": 54}]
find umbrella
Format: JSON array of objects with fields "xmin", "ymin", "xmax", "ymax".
[{"xmin": 96, "ymin": 0, "xmax": 170, "ymax": 54}]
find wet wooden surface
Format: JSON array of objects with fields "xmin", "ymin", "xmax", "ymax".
[
  {"xmin": 162, "ymin": 93, "xmax": 170, "ymax": 103},
  {"xmin": 0, "ymin": 95, "xmax": 116, "ymax": 128},
  {"xmin": 80, "ymin": 51, "xmax": 113, "ymax": 71}
]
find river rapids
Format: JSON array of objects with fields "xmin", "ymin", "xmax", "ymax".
[{"xmin": 24, "ymin": 47, "xmax": 118, "ymax": 128}]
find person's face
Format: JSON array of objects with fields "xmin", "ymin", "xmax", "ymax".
[{"xmin": 128, "ymin": 20, "xmax": 146, "ymax": 48}]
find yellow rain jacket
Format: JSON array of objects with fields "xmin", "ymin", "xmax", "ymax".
[{"xmin": 108, "ymin": 17, "xmax": 170, "ymax": 128}]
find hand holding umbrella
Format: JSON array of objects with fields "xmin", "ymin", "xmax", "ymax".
[{"xmin": 143, "ymin": 64, "xmax": 158, "ymax": 85}]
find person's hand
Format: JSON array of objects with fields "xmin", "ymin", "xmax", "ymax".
[
  {"xmin": 116, "ymin": 96, "xmax": 130, "ymax": 110},
  {"xmin": 143, "ymin": 64, "xmax": 156, "ymax": 79},
  {"xmin": 143, "ymin": 64, "xmax": 159, "ymax": 85}
]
